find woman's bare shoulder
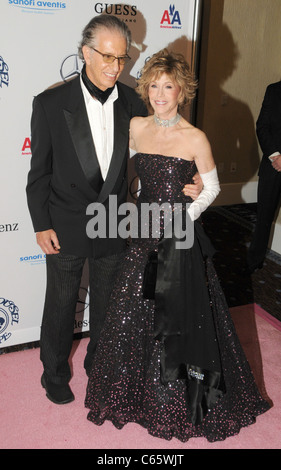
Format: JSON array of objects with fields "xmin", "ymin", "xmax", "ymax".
[
  {"xmin": 181, "ymin": 121, "xmax": 210, "ymax": 147},
  {"xmin": 130, "ymin": 115, "xmax": 153, "ymax": 136},
  {"xmin": 130, "ymin": 115, "xmax": 150, "ymax": 127}
]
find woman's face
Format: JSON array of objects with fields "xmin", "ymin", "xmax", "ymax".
[{"xmin": 148, "ymin": 73, "xmax": 181, "ymax": 119}]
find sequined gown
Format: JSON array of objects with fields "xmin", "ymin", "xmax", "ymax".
[{"xmin": 85, "ymin": 153, "xmax": 270, "ymax": 442}]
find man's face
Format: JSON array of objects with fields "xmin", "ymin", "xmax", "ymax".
[{"xmin": 82, "ymin": 28, "xmax": 128, "ymax": 91}]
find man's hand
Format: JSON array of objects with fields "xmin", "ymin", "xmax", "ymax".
[
  {"xmin": 271, "ymin": 155, "xmax": 281, "ymax": 172},
  {"xmin": 182, "ymin": 172, "xmax": 203, "ymax": 200},
  {"xmin": 36, "ymin": 229, "xmax": 60, "ymax": 255}
]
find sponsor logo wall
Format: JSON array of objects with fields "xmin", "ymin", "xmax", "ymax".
[{"xmin": 0, "ymin": 0, "xmax": 201, "ymax": 347}]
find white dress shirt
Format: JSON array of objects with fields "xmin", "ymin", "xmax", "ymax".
[
  {"xmin": 269, "ymin": 151, "xmax": 280, "ymax": 162},
  {"xmin": 80, "ymin": 76, "xmax": 118, "ymax": 180}
]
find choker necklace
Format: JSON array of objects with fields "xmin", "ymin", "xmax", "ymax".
[{"xmin": 154, "ymin": 113, "xmax": 181, "ymax": 128}]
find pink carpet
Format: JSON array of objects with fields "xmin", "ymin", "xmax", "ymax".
[{"xmin": 0, "ymin": 303, "xmax": 280, "ymax": 449}]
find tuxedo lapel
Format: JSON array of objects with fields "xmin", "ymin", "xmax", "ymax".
[
  {"xmin": 273, "ymin": 82, "xmax": 281, "ymax": 109},
  {"xmin": 98, "ymin": 95, "xmax": 129, "ymax": 203},
  {"xmin": 63, "ymin": 77, "xmax": 103, "ymax": 193}
]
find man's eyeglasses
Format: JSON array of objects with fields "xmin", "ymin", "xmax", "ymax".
[{"xmin": 90, "ymin": 47, "xmax": 131, "ymax": 65}]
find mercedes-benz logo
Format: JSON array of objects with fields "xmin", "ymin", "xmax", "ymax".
[
  {"xmin": 60, "ymin": 54, "xmax": 83, "ymax": 82},
  {"xmin": 76, "ymin": 286, "xmax": 89, "ymax": 313}
]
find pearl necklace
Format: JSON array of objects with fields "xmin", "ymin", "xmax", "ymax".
[{"xmin": 153, "ymin": 113, "xmax": 181, "ymax": 128}]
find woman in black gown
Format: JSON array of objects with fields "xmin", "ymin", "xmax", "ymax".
[{"xmin": 85, "ymin": 49, "xmax": 270, "ymax": 442}]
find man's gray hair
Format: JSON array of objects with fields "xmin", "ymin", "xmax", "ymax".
[{"xmin": 78, "ymin": 15, "xmax": 132, "ymax": 60}]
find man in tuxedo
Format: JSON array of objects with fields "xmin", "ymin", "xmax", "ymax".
[
  {"xmin": 248, "ymin": 81, "xmax": 281, "ymax": 272},
  {"xmin": 26, "ymin": 15, "xmax": 148, "ymax": 404},
  {"xmin": 27, "ymin": 14, "xmax": 201, "ymax": 405}
]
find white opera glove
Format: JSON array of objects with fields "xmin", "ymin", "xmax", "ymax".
[
  {"xmin": 129, "ymin": 148, "xmax": 137, "ymax": 159},
  {"xmin": 187, "ymin": 167, "xmax": 220, "ymax": 221}
]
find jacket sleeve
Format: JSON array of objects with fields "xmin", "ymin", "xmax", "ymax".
[
  {"xmin": 26, "ymin": 95, "xmax": 53, "ymax": 232},
  {"xmin": 256, "ymin": 85, "xmax": 280, "ymax": 157},
  {"xmin": 131, "ymin": 92, "xmax": 148, "ymax": 118},
  {"xmin": 118, "ymin": 82, "xmax": 148, "ymax": 119}
]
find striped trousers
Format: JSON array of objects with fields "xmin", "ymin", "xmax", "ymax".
[{"xmin": 40, "ymin": 251, "xmax": 124, "ymax": 384}]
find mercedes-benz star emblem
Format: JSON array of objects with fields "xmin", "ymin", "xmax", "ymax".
[{"xmin": 60, "ymin": 54, "xmax": 83, "ymax": 82}]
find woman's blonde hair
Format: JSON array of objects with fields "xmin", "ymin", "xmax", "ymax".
[{"xmin": 136, "ymin": 49, "xmax": 198, "ymax": 112}]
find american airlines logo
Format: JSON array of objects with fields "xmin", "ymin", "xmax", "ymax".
[{"xmin": 160, "ymin": 4, "xmax": 182, "ymax": 29}]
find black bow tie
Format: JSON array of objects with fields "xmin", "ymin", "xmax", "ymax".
[{"xmin": 81, "ymin": 64, "xmax": 114, "ymax": 105}]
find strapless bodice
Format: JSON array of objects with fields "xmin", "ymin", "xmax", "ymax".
[{"xmin": 134, "ymin": 153, "xmax": 197, "ymax": 206}]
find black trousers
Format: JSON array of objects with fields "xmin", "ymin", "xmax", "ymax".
[
  {"xmin": 248, "ymin": 157, "xmax": 281, "ymax": 269},
  {"xmin": 40, "ymin": 251, "xmax": 124, "ymax": 385}
]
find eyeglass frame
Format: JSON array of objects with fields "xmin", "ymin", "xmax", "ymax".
[{"xmin": 89, "ymin": 47, "xmax": 131, "ymax": 65}]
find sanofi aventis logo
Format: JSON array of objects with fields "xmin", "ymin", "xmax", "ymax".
[
  {"xmin": 20, "ymin": 253, "xmax": 46, "ymax": 265},
  {"xmin": 8, "ymin": 0, "xmax": 66, "ymax": 13}
]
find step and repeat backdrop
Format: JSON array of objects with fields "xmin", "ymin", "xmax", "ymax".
[{"xmin": 0, "ymin": 0, "xmax": 202, "ymax": 347}]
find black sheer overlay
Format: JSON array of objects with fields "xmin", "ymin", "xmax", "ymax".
[{"xmin": 155, "ymin": 221, "xmax": 224, "ymax": 424}]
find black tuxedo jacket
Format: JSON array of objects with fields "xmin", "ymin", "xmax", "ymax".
[
  {"xmin": 26, "ymin": 76, "xmax": 147, "ymax": 258},
  {"xmin": 256, "ymin": 81, "xmax": 281, "ymax": 168}
]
